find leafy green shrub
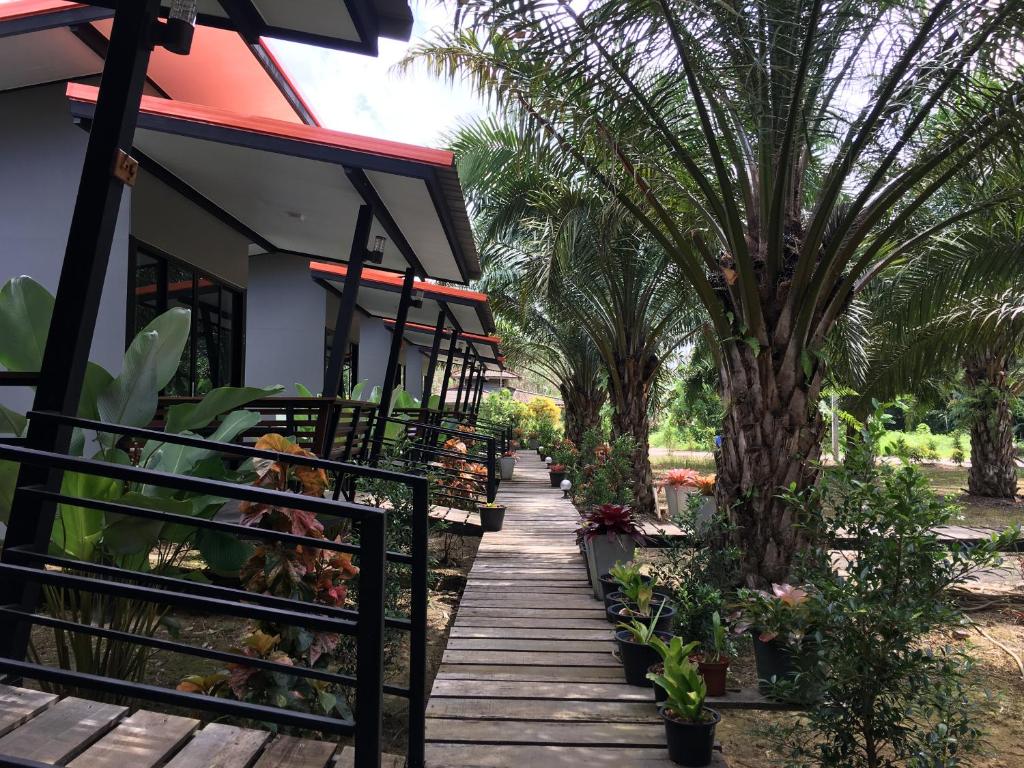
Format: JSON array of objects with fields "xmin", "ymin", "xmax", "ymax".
[
  {"xmin": 767, "ymin": 431, "xmax": 1017, "ymax": 767},
  {"xmin": 478, "ymin": 389, "xmax": 528, "ymax": 431},
  {"xmin": 573, "ymin": 428, "xmax": 634, "ymax": 508}
]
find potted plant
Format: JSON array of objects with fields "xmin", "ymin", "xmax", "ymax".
[
  {"xmin": 548, "ymin": 463, "xmax": 566, "ymax": 487},
  {"xmin": 648, "ymin": 635, "xmax": 700, "ymax": 707},
  {"xmin": 691, "ymin": 474, "xmax": 717, "ymax": 533},
  {"xmin": 660, "ymin": 468, "xmax": 701, "ymax": 518},
  {"xmin": 576, "ymin": 504, "xmax": 646, "ymax": 598},
  {"xmin": 733, "ymin": 583, "xmax": 813, "ymax": 694},
  {"xmin": 647, "ymin": 650, "xmax": 721, "ymax": 766},
  {"xmin": 477, "ymin": 502, "xmax": 506, "ymax": 532},
  {"xmin": 499, "ymin": 450, "xmax": 517, "ymax": 480},
  {"xmin": 600, "ymin": 561, "xmax": 651, "ymax": 605},
  {"xmin": 527, "ymin": 432, "xmax": 539, "ymax": 450},
  {"xmin": 607, "ymin": 583, "xmax": 676, "ymax": 631},
  {"xmin": 694, "ymin": 612, "xmax": 731, "ymax": 697},
  {"xmin": 615, "ymin": 605, "xmax": 673, "ymax": 686}
]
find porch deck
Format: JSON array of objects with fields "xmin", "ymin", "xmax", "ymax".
[
  {"xmin": 0, "ymin": 684, "xmax": 406, "ymax": 768},
  {"xmin": 424, "ymin": 454, "xmax": 729, "ymax": 767}
]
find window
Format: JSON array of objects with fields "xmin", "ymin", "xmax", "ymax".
[
  {"xmin": 128, "ymin": 240, "xmax": 244, "ymax": 396},
  {"xmin": 324, "ymin": 330, "xmax": 358, "ymax": 396}
]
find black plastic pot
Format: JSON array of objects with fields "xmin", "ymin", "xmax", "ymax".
[
  {"xmin": 662, "ymin": 706, "xmax": 721, "ymax": 766},
  {"xmin": 607, "ymin": 601, "xmax": 675, "ymax": 632},
  {"xmin": 598, "ymin": 573, "xmax": 653, "ymax": 604},
  {"xmin": 648, "ymin": 662, "xmax": 668, "ymax": 705},
  {"xmin": 605, "ymin": 589, "xmax": 670, "ymax": 612},
  {"xmin": 549, "ymin": 470, "xmax": 566, "ymax": 488},
  {"xmin": 615, "ymin": 629, "xmax": 673, "ymax": 686},
  {"xmin": 478, "ymin": 505, "xmax": 506, "ymax": 533},
  {"xmin": 751, "ymin": 634, "xmax": 800, "ymax": 694}
]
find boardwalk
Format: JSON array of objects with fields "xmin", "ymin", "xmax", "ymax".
[{"xmin": 425, "ymin": 454, "xmax": 727, "ymax": 767}]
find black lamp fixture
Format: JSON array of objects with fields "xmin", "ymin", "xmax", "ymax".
[
  {"xmin": 162, "ymin": 0, "xmax": 198, "ymax": 56},
  {"xmin": 367, "ymin": 235, "xmax": 387, "ymax": 264}
]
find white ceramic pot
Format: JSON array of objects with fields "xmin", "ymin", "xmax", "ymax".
[
  {"xmin": 664, "ymin": 485, "xmax": 689, "ymax": 518},
  {"xmin": 586, "ymin": 535, "xmax": 637, "ymax": 599},
  {"xmin": 499, "ymin": 455, "xmax": 516, "ymax": 480}
]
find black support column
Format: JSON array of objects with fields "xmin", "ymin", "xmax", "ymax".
[
  {"xmin": 0, "ymin": 0, "xmax": 164, "ymax": 663},
  {"xmin": 369, "ymin": 268, "xmax": 416, "ymax": 462},
  {"xmin": 437, "ymin": 332, "xmax": 459, "ymax": 416},
  {"xmin": 421, "ymin": 310, "xmax": 446, "ymax": 409},
  {"xmin": 453, "ymin": 346, "xmax": 472, "ymax": 415}
]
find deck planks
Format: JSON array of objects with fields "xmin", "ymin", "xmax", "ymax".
[{"xmin": 426, "ymin": 453, "xmax": 731, "ymax": 766}]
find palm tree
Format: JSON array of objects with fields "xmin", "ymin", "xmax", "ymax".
[
  {"xmin": 405, "ymin": 0, "xmax": 1024, "ymax": 585},
  {"xmin": 493, "ymin": 311, "xmax": 606, "ymax": 447},
  {"xmin": 450, "ymin": 117, "xmax": 701, "ymax": 515}
]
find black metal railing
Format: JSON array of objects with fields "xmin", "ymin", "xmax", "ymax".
[{"xmin": 0, "ymin": 410, "xmax": 430, "ymax": 768}]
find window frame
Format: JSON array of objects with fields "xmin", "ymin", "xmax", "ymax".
[{"xmin": 127, "ymin": 236, "xmax": 246, "ymax": 395}]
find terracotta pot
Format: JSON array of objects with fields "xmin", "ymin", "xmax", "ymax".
[{"xmin": 696, "ymin": 655, "xmax": 730, "ymax": 697}]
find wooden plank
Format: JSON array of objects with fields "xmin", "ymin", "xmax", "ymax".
[
  {"xmin": 448, "ymin": 627, "xmax": 614, "ymax": 641},
  {"xmin": 442, "ymin": 650, "xmax": 620, "ymax": 667},
  {"xmin": 0, "ymin": 685, "xmax": 57, "ymax": 739},
  {"xmin": 429, "ymin": 679, "xmax": 650, "ymax": 701},
  {"xmin": 425, "ymin": 744, "xmax": 728, "ymax": 767},
  {"xmin": 457, "ymin": 595, "xmax": 601, "ymax": 609},
  {"xmin": 334, "ymin": 746, "xmax": 405, "ymax": 768},
  {"xmin": 446, "ymin": 638, "xmax": 613, "ymax": 653},
  {"xmin": 436, "ymin": 664, "xmax": 627, "ymax": 682},
  {"xmin": 68, "ymin": 710, "xmax": 199, "ymax": 768},
  {"xmin": 451, "ymin": 617, "xmax": 612, "ymax": 630},
  {"xmin": 426, "ymin": 697, "xmax": 659, "ymax": 723},
  {"xmin": 252, "ymin": 735, "xmax": 337, "ymax": 768},
  {"xmin": 426, "ymin": 718, "xmax": 665, "ymax": 746},
  {"xmin": 163, "ymin": 723, "xmax": 270, "ymax": 768},
  {"xmin": 455, "ymin": 607, "xmax": 604, "ymax": 618},
  {"xmin": 0, "ymin": 696, "xmax": 126, "ymax": 765}
]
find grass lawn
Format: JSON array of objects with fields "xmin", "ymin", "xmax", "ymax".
[{"xmin": 650, "ymin": 451, "xmax": 1024, "ymax": 531}]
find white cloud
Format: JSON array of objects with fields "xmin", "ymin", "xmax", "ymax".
[{"xmin": 265, "ymin": 3, "xmax": 484, "ymax": 147}]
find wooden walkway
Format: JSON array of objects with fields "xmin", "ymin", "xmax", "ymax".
[
  {"xmin": 0, "ymin": 685, "xmax": 402, "ymax": 767},
  {"xmin": 425, "ymin": 454, "xmax": 728, "ymax": 767}
]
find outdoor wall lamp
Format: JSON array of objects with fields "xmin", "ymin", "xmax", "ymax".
[
  {"xmin": 162, "ymin": 0, "xmax": 198, "ymax": 56},
  {"xmin": 560, "ymin": 478, "xmax": 572, "ymax": 498},
  {"xmin": 367, "ymin": 236, "xmax": 387, "ymax": 264},
  {"xmin": 411, "ymin": 290, "xmax": 425, "ymax": 309}
]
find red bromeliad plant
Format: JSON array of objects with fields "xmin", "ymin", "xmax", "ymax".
[
  {"xmin": 575, "ymin": 503, "xmax": 646, "ymax": 547},
  {"xmin": 661, "ymin": 468, "xmax": 701, "ymax": 489},
  {"xmin": 179, "ymin": 434, "xmax": 359, "ymax": 718}
]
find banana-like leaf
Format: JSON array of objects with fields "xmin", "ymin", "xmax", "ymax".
[
  {"xmin": 197, "ymin": 528, "xmax": 253, "ymax": 575},
  {"xmin": 0, "ymin": 405, "xmax": 26, "ymax": 437},
  {"xmin": 52, "ymin": 468, "xmax": 125, "ymax": 561},
  {"xmin": 164, "ymin": 385, "xmax": 283, "ymax": 434},
  {"xmin": 351, "ymin": 380, "xmax": 370, "ymax": 401},
  {"xmin": 97, "ymin": 330, "xmax": 159, "ymax": 435},
  {"xmin": 148, "ymin": 410, "xmax": 262, "ymax": 480},
  {"xmin": 103, "ymin": 492, "xmax": 193, "ymax": 557},
  {"xmin": 138, "ymin": 308, "xmax": 192, "ymax": 392},
  {"xmin": 79, "ymin": 362, "xmax": 114, "ymax": 421},
  {"xmin": 294, "ymin": 382, "xmax": 315, "ymax": 397},
  {"xmin": 0, "ymin": 276, "xmax": 53, "ymax": 372}
]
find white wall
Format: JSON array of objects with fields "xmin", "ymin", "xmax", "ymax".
[
  {"xmin": 245, "ymin": 254, "xmax": 325, "ymax": 394},
  {"xmin": 358, "ymin": 315, "xmax": 392, "ymax": 393},
  {"xmin": 404, "ymin": 348, "xmax": 424, "ymax": 400},
  {"xmin": 0, "ymin": 84, "xmax": 130, "ymax": 414}
]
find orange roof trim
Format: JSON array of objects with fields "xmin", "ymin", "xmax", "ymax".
[
  {"xmin": 385, "ymin": 319, "xmax": 501, "ymax": 346},
  {"xmin": 0, "ymin": 0, "xmax": 85, "ymax": 22},
  {"xmin": 309, "ymin": 261, "xmax": 489, "ymax": 304},
  {"xmin": 66, "ymin": 83, "xmax": 456, "ymax": 168}
]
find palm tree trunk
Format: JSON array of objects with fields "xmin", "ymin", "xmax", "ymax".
[
  {"xmin": 965, "ymin": 354, "xmax": 1017, "ymax": 499},
  {"xmin": 715, "ymin": 340, "xmax": 825, "ymax": 587},
  {"xmin": 610, "ymin": 356, "xmax": 655, "ymax": 518},
  {"xmin": 561, "ymin": 382, "xmax": 605, "ymax": 447}
]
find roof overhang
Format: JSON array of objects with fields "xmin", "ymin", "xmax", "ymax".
[
  {"xmin": 0, "ymin": 2, "xmax": 312, "ymax": 123},
  {"xmin": 68, "ymin": 84, "xmax": 481, "ymax": 283},
  {"xmin": 310, "ymin": 261, "xmax": 496, "ymax": 342},
  {"xmin": 385, "ymin": 320, "xmax": 505, "ymax": 371},
  {"xmin": 10, "ymin": 0, "xmax": 413, "ymax": 54}
]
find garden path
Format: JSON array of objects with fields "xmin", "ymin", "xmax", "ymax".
[{"xmin": 424, "ymin": 453, "xmax": 729, "ymax": 767}]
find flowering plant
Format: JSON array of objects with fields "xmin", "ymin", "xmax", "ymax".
[
  {"xmin": 732, "ymin": 583, "xmax": 813, "ymax": 644},
  {"xmin": 575, "ymin": 503, "xmax": 646, "ymax": 545},
  {"xmin": 694, "ymin": 474, "xmax": 716, "ymax": 496},
  {"xmin": 549, "ymin": 463, "xmax": 566, "ymax": 473},
  {"xmin": 502, "ymin": 449, "xmax": 518, "ymax": 458},
  {"xmin": 661, "ymin": 468, "xmax": 701, "ymax": 488}
]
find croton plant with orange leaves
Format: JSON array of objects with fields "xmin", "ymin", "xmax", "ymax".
[
  {"xmin": 434, "ymin": 435, "xmax": 487, "ymax": 510},
  {"xmin": 179, "ymin": 434, "xmax": 358, "ymax": 718}
]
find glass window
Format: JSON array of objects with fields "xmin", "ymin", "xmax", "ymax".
[{"xmin": 128, "ymin": 241, "xmax": 244, "ymax": 396}]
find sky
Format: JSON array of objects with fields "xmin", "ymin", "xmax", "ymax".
[{"xmin": 266, "ymin": 3, "xmax": 485, "ymax": 147}]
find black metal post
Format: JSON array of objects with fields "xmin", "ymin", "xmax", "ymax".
[
  {"xmin": 324, "ymin": 205, "xmax": 374, "ymax": 400},
  {"xmin": 473, "ymin": 364, "xmax": 486, "ymax": 413},
  {"xmin": 407, "ymin": 477, "xmax": 429, "ymax": 768},
  {"xmin": 453, "ymin": 346, "xmax": 472, "ymax": 415},
  {"xmin": 354, "ymin": 512, "xmax": 386, "ymax": 768},
  {"xmin": 437, "ymin": 332, "xmax": 459, "ymax": 416},
  {"xmin": 421, "ymin": 311, "xmax": 446, "ymax": 408},
  {"xmin": 369, "ymin": 268, "xmax": 416, "ymax": 463},
  {"xmin": 0, "ymin": 0, "xmax": 163, "ymax": 664}
]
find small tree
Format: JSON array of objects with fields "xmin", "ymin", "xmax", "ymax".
[{"xmin": 768, "ymin": 427, "xmax": 1018, "ymax": 767}]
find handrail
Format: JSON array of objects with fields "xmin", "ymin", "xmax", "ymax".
[{"xmin": 1, "ymin": 410, "xmax": 431, "ymax": 768}]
